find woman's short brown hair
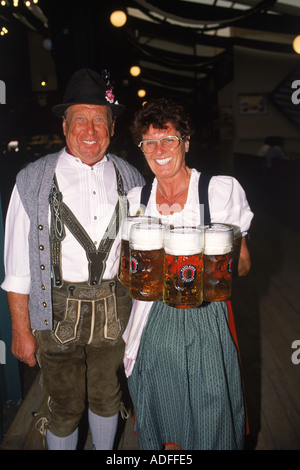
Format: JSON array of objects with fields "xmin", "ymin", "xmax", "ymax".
[{"xmin": 130, "ymin": 98, "xmax": 195, "ymax": 145}]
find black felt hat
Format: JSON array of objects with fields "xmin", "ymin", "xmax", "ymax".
[{"xmin": 52, "ymin": 68, "xmax": 125, "ymax": 118}]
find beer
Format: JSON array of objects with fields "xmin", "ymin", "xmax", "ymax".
[
  {"xmin": 129, "ymin": 223, "xmax": 164, "ymax": 301},
  {"xmin": 163, "ymin": 226, "xmax": 204, "ymax": 309},
  {"xmin": 119, "ymin": 216, "xmax": 158, "ymax": 287},
  {"xmin": 203, "ymin": 224, "xmax": 234, "ymax": 301}
]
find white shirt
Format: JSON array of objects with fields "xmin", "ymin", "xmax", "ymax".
[
  {"xmin": 1, "ymin": 149, "xmax": 122, "ymax": 294},
  {"xmin": 123, "ymin": 169, "xmax": 254, "ymax": 377}
]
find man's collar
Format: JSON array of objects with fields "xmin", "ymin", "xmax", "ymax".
[{"xmin": 64, "ymin": 146, "xmax": 107, "ymax": 166}]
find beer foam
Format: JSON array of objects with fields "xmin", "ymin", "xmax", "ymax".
[
  {"xmin": 204, "ymin": 225, "xmax": 233, "ymax": 255},
  {"xmin": 164, "ymin": 228, "xmax": 203, "ymax": 256},
  {"xmin": 130, "ymin": 223, "xmax": 163, "ymax": 250},
  {"xmin": 122, "ymin": 217, "xmax": 158, "ymax": 240}
]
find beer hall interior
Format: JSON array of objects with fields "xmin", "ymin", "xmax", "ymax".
[{"xmin": 1, "ymin": 0, "xmax": 300, "ymax": 451}]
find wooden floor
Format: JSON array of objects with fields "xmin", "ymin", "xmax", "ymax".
[
  {"xmin": 1, "ymin": 168, "xmax": 300, "ymax": 451},
  {"xmin": 0, "ymin": 370, "xmax": 138, "ymax": 450}
]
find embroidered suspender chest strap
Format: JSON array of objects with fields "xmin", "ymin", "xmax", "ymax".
[
  {"xmin": 49, "ymin": 161, "xmax": 127, "ymax": 286},
  {"xmin": 49, "ymin": 175, "xmax": 66, "ymax": 286}
]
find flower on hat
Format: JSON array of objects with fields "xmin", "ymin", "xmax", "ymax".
[{"xmin": 105, "ymin": 89, "xmax": 115, "ymax": 104}]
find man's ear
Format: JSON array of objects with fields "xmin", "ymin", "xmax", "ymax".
[
  {"xmin": 62, "ymin": 118, "xmax": 67, "ymax": 137},
  {"xmin": 111, "ymin": 120, "xmax": 116, "ymax": 137}
]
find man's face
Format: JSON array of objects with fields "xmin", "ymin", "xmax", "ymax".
[{"xmin": 62, "ymin": 104, "xmax": 115, "ymax": 165}]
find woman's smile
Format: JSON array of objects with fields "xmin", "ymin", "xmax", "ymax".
[{"xmin": 155, "ymin": 156, "xmax": 173, "ymax": 166}]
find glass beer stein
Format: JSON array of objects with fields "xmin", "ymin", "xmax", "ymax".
[
  {"xmin": 129, "ymin": 222, "xmax": 164, "ymax": 301},
  {"xmin": 119, "ymin": 216, "xmax": 158, "ymax": 287},
  {"xmin": 203, "ymin": 224, "xmax": 234, "ymax": 302},
  {"xmin": 163, "ymin": 226, "xmax": 204, "ymax": 309}
]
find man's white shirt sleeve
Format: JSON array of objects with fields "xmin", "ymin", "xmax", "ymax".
[{"xmin": 1, "ymin": 185, "xmax": 31, "ymax": 294}]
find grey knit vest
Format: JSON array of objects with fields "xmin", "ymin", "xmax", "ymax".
[{"xmin": 16, "ymin": 149, "xmax": 145, "ymax": 330}]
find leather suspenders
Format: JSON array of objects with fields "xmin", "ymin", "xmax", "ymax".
[{"xmin": 49, "ymin": 161, "xmax": 127, "ymax": 287}]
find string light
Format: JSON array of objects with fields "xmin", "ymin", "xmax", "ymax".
[
  {"xmin": 0, "ymin": 0, "xmax": 39, "ymax": 7},
  {"xmin": 1, "ymin": 0, "xmax": 39, "ymax": 38}
]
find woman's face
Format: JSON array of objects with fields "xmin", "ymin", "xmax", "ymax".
[{"xmin": 141, "ymin": 123, "xmax": 189, "ymax": 180}]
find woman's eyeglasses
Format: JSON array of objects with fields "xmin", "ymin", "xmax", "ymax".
[{"xmin": 138, "ymin": 135, "xmax": 185, "ymax": 154}]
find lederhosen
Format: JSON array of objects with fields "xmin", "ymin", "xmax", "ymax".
[{"xmin": 35, "ymin": 161, "xmax": 132, "ymax": 437}]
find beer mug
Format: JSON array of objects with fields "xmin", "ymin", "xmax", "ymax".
[
  {"xmin": 119, "ymin": 216, "xmax": 159, "ymax": 287},
  {"xmin": 163, "ymin": 226, "xmax": 204, "ymax": 309},
  {"xmin": 129, "ymin": 222, "xmax": 164, "ymax": 301},
  {"xmin": 203, "ymin": 224, "xmax": 234, "ymax": 302}
]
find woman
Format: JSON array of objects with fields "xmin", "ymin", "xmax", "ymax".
[{"xmin": 123, "ymin": 98, "xmax": 253, "ymax": 450}]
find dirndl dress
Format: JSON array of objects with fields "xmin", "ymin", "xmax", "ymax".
[{"xmin": 127, "ymin": 300, "xmax": 245, "ymax": 450}]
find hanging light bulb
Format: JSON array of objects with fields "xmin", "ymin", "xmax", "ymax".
[
  {"xmin": 110, "ymin": 10, "xmax": 127, "ymax": 28},
  {"xmin": 130, "ymin": 66, "xmax": 141, "ymax": 77},
  {"xmin": 138, "ymin": 89, "xmax": 146, "ymax": 98},
  {"xmin": 293, "ymin": 36, "xmax": 300, "ymax": 54}
]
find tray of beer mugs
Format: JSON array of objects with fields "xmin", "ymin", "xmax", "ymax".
[{"xmin": 118, "ymin": 218, "xmax": 234, "ymax": 308}]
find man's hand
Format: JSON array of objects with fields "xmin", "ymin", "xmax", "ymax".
[
  {"xmin": 11, "ymin": 328, "xmax": 38, "ymax": 367},
  {"xmin": 7, "ymin": 291, "xmax": 38, "ymax": 367}
]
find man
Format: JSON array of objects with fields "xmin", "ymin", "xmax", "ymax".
[{"xmin": 1, "ymin": 68, "xmax": 145, "ymax": 450}]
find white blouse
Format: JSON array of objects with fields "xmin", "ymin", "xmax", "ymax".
[{"xmin": 123, "ymin": 169, "xmax": 254, "ymax": 377}]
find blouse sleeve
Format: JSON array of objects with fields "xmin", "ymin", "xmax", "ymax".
[
  {"xmin": 208, "ymin": 175, "xmax": 254, "ymax": 237},
  {"xmin": 127, "ymin": 186, "xmax": 144, "ymax": 216}
]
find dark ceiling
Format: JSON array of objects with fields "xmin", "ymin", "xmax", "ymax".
[
  {"xmin": 0, "ymin": 0, "xmax": 300, "ymax": 215},
  {"xmin": 0, "ymin": 0, "xmax": 300, "ymax": 139},
  {"xmin": 1, "ymin": 0, "xmax": 300, "ymax": 99}
]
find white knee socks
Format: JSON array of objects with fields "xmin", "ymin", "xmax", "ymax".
[
  {"xmin": 46, "ymin": 427, "xmax": 78, "ymax": 450},
  {"xmin": 45, "ymin": 411, "xmax": 118, "ymax": 450},
  {"xmin": 88, "ymin": 409, "xmax": 118, "ymax": 450}
]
